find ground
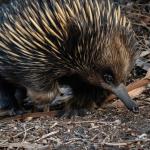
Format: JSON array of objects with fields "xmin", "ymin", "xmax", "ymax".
[
  {"xmin": 0, "ymin": 0, "xmax": 150, "ymax": 149},
  {"xmin": 0, "ymin": 94, "xmax": 150, "ymax": 149}
]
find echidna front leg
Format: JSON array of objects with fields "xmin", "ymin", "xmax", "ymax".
[
  {"xmin": 58, "ymin": 85, "xmax": 106, "ymax": 118},
  {"xmin": 58, "ymin": 97, "xmax": 95, "ymax": 118}
]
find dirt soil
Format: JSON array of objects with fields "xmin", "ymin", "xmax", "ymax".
[
  {"xmin": 0, "ymin": 93, "xmax": 150, "ymax": 150},
  {"xmin": 0, "ymin": 0, "xmax": 150, "ymax": 149}
]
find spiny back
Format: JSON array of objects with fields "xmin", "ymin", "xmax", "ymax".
[{"xmin": 0, "ymin": 0, "xmax": 139, "ymax": 79}]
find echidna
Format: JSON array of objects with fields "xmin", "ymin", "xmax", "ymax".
[{"xmin": 0, "ymin": 0, "xmax": 139, "ymax": 116}]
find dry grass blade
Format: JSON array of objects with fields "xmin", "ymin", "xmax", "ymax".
[{"xmin": 0, "ymin": 142, "xmax": 50, "ymax": 149}]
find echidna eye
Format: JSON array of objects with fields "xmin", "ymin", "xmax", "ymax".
[{"xmin": 103, "ymin": 74, "xmax": 113, "ymax": 84}]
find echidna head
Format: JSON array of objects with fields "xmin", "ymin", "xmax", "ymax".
[
  {"xmin": 86, "ymin": 30, "xmax": 139, "ymax": 112},
  {"xmin": 89, "ymin": 33, "xmax": 139, "ymax": 112}
]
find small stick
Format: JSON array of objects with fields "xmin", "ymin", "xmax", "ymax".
[
  {"xmin": 103, "ymin": 138, "xmax": 150, "ymax": 147},
  {"xmin": 35, "ymin": 130, "xmax": 59, "ymax": 142},
  {"xmin": 0, "ymin": 111, "xmax": 57, "ymax": 123},
  {"xmin": 0, "ymin": 143, "xmax": 49, "ymax": 149}
]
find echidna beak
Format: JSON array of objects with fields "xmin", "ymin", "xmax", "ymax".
[{"xmin": 112, "ymin": 84, "xmax": 139, "ymax": 113}]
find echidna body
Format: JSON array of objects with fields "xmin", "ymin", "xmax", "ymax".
[{"xmin": 0, "ymin": 0, "xmax": 139, "ymax": 115}]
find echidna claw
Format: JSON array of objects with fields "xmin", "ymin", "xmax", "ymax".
[
  {"xmin": 128, "ymin": 102, "xmax": 139, "ymax": 113},
  {"xmin": 132, "ymin": 106, "xmax": 139, "ymax": 113}
]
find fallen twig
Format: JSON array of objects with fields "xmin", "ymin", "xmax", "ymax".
[
  {"xmin": 35, "ymin": 130, "xmax": 59, "ymax": 142},
  {"xmin": 103, "ymin": 138, "xmax": 150, "ymax": 147},
  {"xmin": 0, "ymin": 142, "xmax": 50, "ymax": 149},
  {"xmin": 0, "ymin": 111, "xmax": 57, "ymax": 123}
]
